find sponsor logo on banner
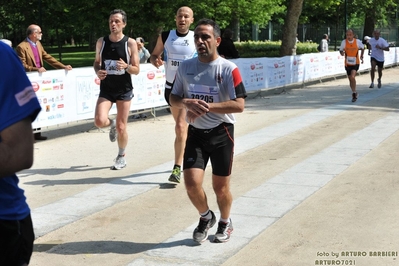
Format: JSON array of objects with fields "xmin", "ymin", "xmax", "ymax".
[
  {"xmin": 31, "ymin": 82, "xmax": 40, "ymax": 92},
  {"xmin": 147, "ymin": 71, "xmax": 155, "ymax": 80}
]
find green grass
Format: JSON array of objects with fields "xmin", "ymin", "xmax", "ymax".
[{"xmin": 45, "ymin": 45, "xmax": 95, "ymax": 68}]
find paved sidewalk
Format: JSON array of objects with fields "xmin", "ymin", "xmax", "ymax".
[{"xmin": 25, "ymin": 67, "xmax": 399, "ymax": 266}]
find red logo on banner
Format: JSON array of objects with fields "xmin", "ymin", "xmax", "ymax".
[
  {"xmin": 250, "ymin": 64, "xmax": 255, "ymax": 70},
  {"xmin": 147, "ymin": 71, "xmax": 155, "ymax": 80},
  {"xmin": 31, "ymin": 82, "xmax": 40, "ymax": 92}
]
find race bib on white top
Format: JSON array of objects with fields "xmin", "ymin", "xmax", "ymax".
[
  {"xmin": 188, "ymin": 84, "xmax": 219, "ymax": 103},
  {"xmin": 168, "ymin": 58, "xmax": 182, "ymax": 73}
]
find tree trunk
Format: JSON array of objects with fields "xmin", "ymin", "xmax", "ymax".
[
  {"xmin": 279, "ymin": 0, "xmax": 304, "ymax": 56},
  {"xmin": 230, "ymin": 15, "xmax": 240, "ymax": 42},
  {"xmin": 362, "ymin": 12, "xmax": 376, "ymax": 39}
]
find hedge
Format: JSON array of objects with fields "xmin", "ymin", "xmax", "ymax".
[{"xmin": 235, "ymin": 41, "xmax": 318, "ymax": 58}]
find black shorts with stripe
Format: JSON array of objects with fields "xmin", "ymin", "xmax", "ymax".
[{"xmin": 183, "ymin": 122, "xmax": 234, "ymax": 176}]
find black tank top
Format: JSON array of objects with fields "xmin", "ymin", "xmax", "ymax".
[{"xmin": 100, "ymin": 35, "xmax": 133, "ymax": 93}]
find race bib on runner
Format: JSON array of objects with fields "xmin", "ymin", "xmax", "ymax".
[
  {"xmin": 169, "ymin": 59, "xmax": 182, "ymax": 73},
  {"xmin": 104, "ymin": 59, "xmax": 125, "ymax": 75},
  {"xmin": 346, "ymin": 56, "xmax": 356, "ymax": 65},
  {"xmin": 188, "ymin": 84, "xmax": 219, "ymax": 103}
]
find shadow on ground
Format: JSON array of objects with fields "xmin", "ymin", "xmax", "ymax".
[{"xmin": 34, "ymin": 238, "xmax": 199, "ymax": 254}]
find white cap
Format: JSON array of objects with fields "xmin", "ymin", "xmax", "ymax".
[
  {"xmin": 364, "ymin": 36, "xmax": 371, "ymax": 40},
  {"xmin": 136, "ymin": 37, "xmax": 144, "ymax": 43},
  {"xmin": 0, "ymin": 39, "xmax": 12, "ymax": 47}
]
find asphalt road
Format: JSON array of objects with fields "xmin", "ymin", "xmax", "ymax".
[{"xmin": 23, "ymin": 67, "xmax": 399, "ymax": 266}]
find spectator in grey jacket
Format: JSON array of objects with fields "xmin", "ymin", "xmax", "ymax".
[{"xmin": 136, "ymin": 37, "xmax": 150, "ymax": 63}]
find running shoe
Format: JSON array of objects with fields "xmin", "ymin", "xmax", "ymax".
[
  {"xmin": 168, "ymin": 166, "xmax": 181, "ymax": 183},
  {"xmin": 193, "ymin": 210, "xmax": 216, "ymax": 243},
  {"xmin": 377, "ymin": 79, "xmax": 381, "ymax": 89},
  {"xmin": 351, "ymin": 92, "xmax": 358, "ymax": 102},
  {"xmin": 213, "ymin": 219, "xmax": 234, "ymax": 243},
  {"xmin": 369, "ymin": 82, "xmax": 374, "ymax": 88},
  {"xmin": 109, "ymin": 120, "xmax": 117, "ymax": 142},
  {"xmin": 111, "ymin": 154, "xmax": 126, "ymax": 170},
  {"xmin": 132, "ymin": 114, "xmax": 147, "ymax": 119}
]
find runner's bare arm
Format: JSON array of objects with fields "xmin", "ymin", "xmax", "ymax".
[{"xmin": 150, "ymin": 34, "xmax": 165, "ymax": 68}]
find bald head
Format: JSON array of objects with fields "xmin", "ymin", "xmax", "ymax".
[
  {"xmin": 177, "ymin": 6, "xmax": 193, "ymax": 16},
  {"xmin": 26, "ymin": 24, "xmax": 42, "ymax": 42},
  {"xmin": 175, "ymin": 6, "xmax": 194, "ymax": 34},
  {"xmin": 27, "ymin": 24, "xmax": 40, "ymax": 36}
]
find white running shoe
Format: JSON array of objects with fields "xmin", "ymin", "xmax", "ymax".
[{"xmin": 111, "ymin": 154, "xmax": 126, "ymax": 170}]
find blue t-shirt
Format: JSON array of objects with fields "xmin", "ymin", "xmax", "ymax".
[{"xmin": 0, "ymin": 42, "xmax": 41, "ymax": 220}]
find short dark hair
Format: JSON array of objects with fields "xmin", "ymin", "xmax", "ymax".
[
  {"xmin": 195, "ymin": 18, "xmax": 221, "ymax": 38},
  {"xmin": 110, "ymin": 9, "xmax": 127, "ymax": 23},
  {"xmin": 323, "ymin": 34, "xmax": 328, "ymax": 39},
  {"xmin": 346, "ymin": 29, "xmax": 355, "ymax": 34}
]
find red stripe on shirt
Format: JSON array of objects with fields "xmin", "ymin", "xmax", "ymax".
[{"xmin": 232, "ymin": 67, "xmax": 242, "ymax": 87}]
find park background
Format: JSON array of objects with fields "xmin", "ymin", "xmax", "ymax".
[
  {"xmin": 2, "ymin": 0, "xmax": 399, "ymax": 129},
  {"xmin": 1, "ymin": 0, "xmax": 398, "ymax": 58},
  {"xmin": 27, "ymin": 49, "xmax": 399, "ymax": 129}
]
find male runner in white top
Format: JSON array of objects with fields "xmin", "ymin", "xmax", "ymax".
[
  {"xmin": 170, "ymin": 18, "xmax": 246, "ymax": 244},
  {"xmin": 368, "ymin": 29, "xmax": 390, "ymax": 88},
  {"xmin": 150, "ymin": 6, "xmax": 197, "ymax": 183}
]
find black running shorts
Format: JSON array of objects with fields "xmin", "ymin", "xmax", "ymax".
[
  {"xmin": 99, "ymin": 89, "xmax": 133, "ymax": 103},
  {"xmin": 183, "ymin": 123, "xmax": 234, "ymax": 176},
  {"xmin": 371, "ymin": 57, "xmax": 384, "ymax": 68},
  {"xmin": 345, "ymin": 64, "xmax": 360, "ymax": 76}
]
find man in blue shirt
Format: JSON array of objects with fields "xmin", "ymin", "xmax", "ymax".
[{"xmin": 0, "ymin": 41, "xmax": 41, "ymax": 265}]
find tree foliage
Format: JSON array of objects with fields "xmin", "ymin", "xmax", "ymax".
[
  {"xmin": 0, "ymin": 0, "xmax": 397, "ymax": 56},
  {"xmin": 302, "ymin": 0, "xmax": 398, "ymax": 37},
  {"xmin": 0, "ymin": 0, "xmax": 285, "ymax": 45}
]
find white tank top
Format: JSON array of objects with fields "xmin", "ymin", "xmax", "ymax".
[{"xmin": 164, "ymin": 30, "xmax": 197, "ymax": 88}]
